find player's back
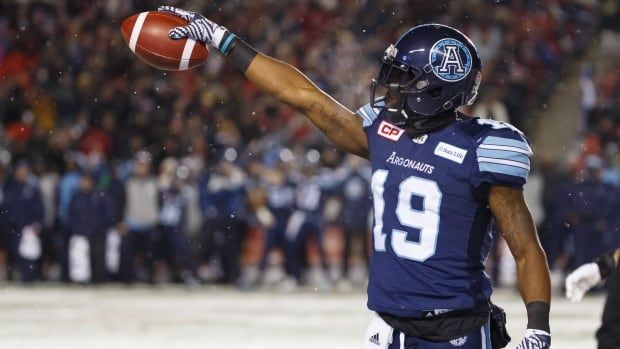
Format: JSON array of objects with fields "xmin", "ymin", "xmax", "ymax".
[{"xmin": 358, "ymin": 103, "xmax": 532, "ymax": 317}]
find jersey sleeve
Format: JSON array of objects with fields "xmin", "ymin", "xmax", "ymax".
[
  {"xmin": 356, "ymin": 99, "xmax": 384, "ymax": 128},
  {"xmin": 471, "ymin": 128, "xmax": 533, "ymax": 189}
]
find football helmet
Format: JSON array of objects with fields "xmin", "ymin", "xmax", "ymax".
[{"xmin": 371, "ymin": 24, "xmax": 482, "ymax": 119}]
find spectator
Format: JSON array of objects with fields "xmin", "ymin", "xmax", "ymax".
[
  {"xmin": 3, "ymin": 160, "xmax": 44, "ymax": 282},
  {"xmin": 120, "ymin": 151, "xmax": 159, "ymax": 283},
  {"xmin": 55, "ymin": 152, "xmax": 81, "ymax": 281},
  {"xmin": 565, "ymin": 156, "xmax": 617, "ymax": 268},
  {"xmin": 472, "ymin": 86, "xmax": 510, "ymax": 123},
  {"xmin": 67, "ymin": 172, "xmax": 114, "ymax": 283},
  {"xmin": 284, "ymin": 152, "xmax": 331, "ymax": 289},
  {"xmin": 198, "ymin": 153, "xmax": 247, "ymax": 284},
  {"xmin": 0, "ymin": 163, "xmax": 8, "ymax": 277},
  {"xmin": 155, "ymin": 169, "xmax": 197, "ymax": 286},
  {"xmin": 252, "ymin": 161, "xmax": 296, "ymax": 286},
  {"xmin": 337, "ymin": 155, "xmax": 372, "ymax": 285}
]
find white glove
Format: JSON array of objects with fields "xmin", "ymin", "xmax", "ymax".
[
  {"xmin": 515, "ymin": 329, "xmax": 551, "ymax": 349},
  {"xmin": 565, "ymin": 262, "xmax": 601, "ymax": 302},
  {"xmin": 158, "ymin": 6, "xmax": 230, "ymax": 51}
]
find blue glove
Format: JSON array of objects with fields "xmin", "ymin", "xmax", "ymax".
[
  {"xmin": 157, "ymin": 6, "xmax": 233, "ymax": 53},
  {"xmin": 515, "ymin": 329, "xmax": 550, "ymax": 349}
]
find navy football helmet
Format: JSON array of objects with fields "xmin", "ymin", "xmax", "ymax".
[{"xmin": 371, "ymin": 24, "xmax": 482, "ymax": 119}]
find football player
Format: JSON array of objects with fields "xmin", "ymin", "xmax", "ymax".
[
  {"xmin": 278, "ymin": 151, "xmax": 332, "ymax": 288},
  {"xmin": 158, "ymin": 6, "xmax": 551, "ymax": 349},
  {"xmin": 253, "ymin": 161, "xmax": 297, "ymax": 285},
  {"xmin": 337, "ymin": 154, "xmax": 372, "ymax": 283},
  {"xmin": 566, "ymin": 247, "xmax": 620, "ymax": 349}
]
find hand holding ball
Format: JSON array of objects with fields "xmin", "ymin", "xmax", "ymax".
[{"xmin": 120, "ymin": 11, "xmax": 209, "ymax": 71}]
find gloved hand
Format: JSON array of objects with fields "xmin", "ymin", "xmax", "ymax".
[
  {"xmin": 565, "ymin": 262, "xmax": 601, "ymax": 302},
  {"xmin": 158, "ymin": 6, "xmax": 232, "ymax": 52},
  {"xmin": 515, "ymin": 329, "xmax": 551, "ymax": 349}
]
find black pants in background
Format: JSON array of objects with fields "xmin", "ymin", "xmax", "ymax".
[
  {"xmin": 88, "ymin": 234, "xmax": 106, "ymax": 283},
  {"xmin": 341, "ymin": 223, "xmax": 369, "ymax": 279},
  {"xmin": 119, "ymin": 228, "xmax": 156, "ymax": 283},
  {"xmin": 202, "ymin": 218, "xmax": 245, "ymax": 284},
  {"xmin": 154, "ymin": 225, "xmax": 191, "ymax": 281},
  {"xmin": 597, "ymin": 266, "xmax": 620, "ymax": 349}
]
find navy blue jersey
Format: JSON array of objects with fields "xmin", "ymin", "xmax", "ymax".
[
  {"xmin": 292, "ymin": 173, "xmax": 325, "ymax": 214},
  {"xmin": 357, "ymin": 102, "xmax": 532, "ymax": 317},
  {"xmin": 340, "ymin": 167, "xmax": 372, "ymax": 228},
  {"xmin": 266, "ymin": 179, "xmax": 296, "ymax": 221}
]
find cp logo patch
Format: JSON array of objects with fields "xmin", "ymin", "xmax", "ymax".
[{"xmin": 429, "ymin": 38, "xmax": 472, "ymax": 82}]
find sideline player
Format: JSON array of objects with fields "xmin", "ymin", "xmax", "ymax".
[
  {"xmin": 158, "ymin": 6, "xmax": 552, "ymax": 349},
  {"xmin": 566, "ymin": 248, "xmax": 620, "ymax": 349}
]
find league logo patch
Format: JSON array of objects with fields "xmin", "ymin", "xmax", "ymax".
[
  {"xmin": 449, "ymin": 336, "xmax": 467, "ymax": 346},
  {"xmin": 377, "ymin": 120, "xmax": 404, "ymax": 142},
  {"xmin": 412, "ymin": 134, "xmax": 428, "ymax": 144},
  {"xmin": 429, "ymin": 38, "xmax": 472, "ymax": 82}
]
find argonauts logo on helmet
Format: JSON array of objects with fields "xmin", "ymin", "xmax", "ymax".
[{"xmin": 429, "ymin": 38, "xmax": 472, "ymax": 82}]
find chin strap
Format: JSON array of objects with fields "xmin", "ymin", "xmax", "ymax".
[{"xmin": 401, "ymin": 109, "xmax": 461, "ymax": 137}]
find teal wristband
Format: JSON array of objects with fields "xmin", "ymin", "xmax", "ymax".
[{"xmin": 219, "ymin": 32, "xmax": 236, "ymax": 54}]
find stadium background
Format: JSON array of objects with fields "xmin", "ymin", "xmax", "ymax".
[{"xmin": 0, "ymin": 0, "xmax": 619, "ymax": 348}]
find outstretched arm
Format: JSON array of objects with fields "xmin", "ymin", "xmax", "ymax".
[
  {"xmin": 488, "ymin": 185, "xmax": 551, "ymax": 348},
  {"xmin": 159, "ymin": 6, "xmax": 369, "ymax": 158},
  {"xmin": 244, "ymin": 55, "xmax": 368, "ymax": 158}
]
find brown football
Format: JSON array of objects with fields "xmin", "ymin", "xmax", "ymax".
[{"xmin": 120, "ymin": 11, "xmax": 209, "ymax": 71}]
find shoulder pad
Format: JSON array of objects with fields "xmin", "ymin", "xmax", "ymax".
[
  {"xmin": 356, "ymin": 99, "xmax": 385, "ymax": 127},
  {"xmin": 474, "ymin": 119, "xmax": 532, "ymax": 180}
]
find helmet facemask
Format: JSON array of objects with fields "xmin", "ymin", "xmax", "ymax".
[
  {"xmin": 370, "ymin": 42, "xmax": 482, "ymax": 137},
  {"xmin": 370, "ymin": 23, "xmax": 483, "ymax": 134},
  {"xmin": 370, "ymin": 45, "xmax": 471, "ymax": 137},
  {"xmin": 371, "ymin": 44, "xmax": 441, "ymax": 125}
]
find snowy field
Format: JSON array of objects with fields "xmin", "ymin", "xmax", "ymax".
[{"xmin": 0, "ymin": 285, "xmax": 604, "ymax": 349}]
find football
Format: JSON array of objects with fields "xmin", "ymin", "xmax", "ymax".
[{"xmin": 120, "ymin": 11, "xmax": 209, "ymax": 71}]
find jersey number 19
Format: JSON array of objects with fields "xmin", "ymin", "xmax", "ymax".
[{"xmin": 371, "ymin": 170, "xmax": 442, "ymax": 262}]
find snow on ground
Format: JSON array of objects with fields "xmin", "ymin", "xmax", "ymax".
[{"xmin": 0, "ymin": 285, "xmax": 604, "ymax": 349}]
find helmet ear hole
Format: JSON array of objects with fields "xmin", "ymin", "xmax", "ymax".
[{"xmin": 428, "ymin": 87, "xmax": 442, "ymax": 98}]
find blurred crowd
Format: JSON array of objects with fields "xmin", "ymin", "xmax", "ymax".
[
  {"xmin": 0, "ymin": 0, "xmax": 617, "ymax": 288},
  {"xmin": 535, "ymin": 1, "xmax": 620, "ymax": 279}
]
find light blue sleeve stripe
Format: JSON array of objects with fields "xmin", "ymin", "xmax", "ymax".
[
  {"xmin": 357, "ymin": 108, "xmax": 372, "ymax": 127},
  {"xmin": 363, "ymin": 104, "xmax": 377, "ymax": 119},
  {"xmin": 482, "ymin": 136, "xmax": 531, "ymax": 153},
  {"xmin": 479, "ymin": 162, "xmax": 529, "ymax": 179},
  {"xmin": 357, "ymin": 104, "xmax": 378, "ymax": 128},
  {"xmin": 476, "ymin": 149, "xmax": 530, "ymax": 166}
]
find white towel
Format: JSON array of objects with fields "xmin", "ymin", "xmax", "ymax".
[
  {"xmin": 18, "ymin": 227, "xmax": 41, "ymax": 261},
  {"xmin": 105, "ymin": 229, "xmax": 122, "ymax": 273},
  {"xmin": 69, "ymin": 235, "xmax": 91, "ymax": 282}
]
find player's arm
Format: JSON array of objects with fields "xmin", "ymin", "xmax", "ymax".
[
  {"xmin": 488, "ymin": 185, "xmax": 551, "ymax": 348},
  {"xmin": 158, "ymin": 6, "xmax": 369, "ymax": 158},
  {"xmin": 565, "ymin": 247, "xmax": 620, "ymax": 302},
  {"xmin": 244, "ymin": 55, "xmax": 368, "ymax": 158}
]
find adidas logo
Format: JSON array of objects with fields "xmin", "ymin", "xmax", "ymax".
[{"xmin": 369, "ymin": 333, "xmax": 380, "ymax": 346}]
